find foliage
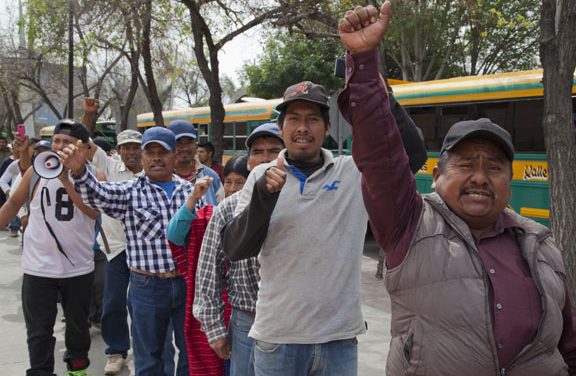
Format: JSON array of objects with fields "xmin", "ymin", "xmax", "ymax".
[
  {"xmin": 383, "ymin": 0, "xmax": 540, "ymax": 80},
  {"xmin": 241, "ymin": 32, "xmax": 343, "ymax": 98}
]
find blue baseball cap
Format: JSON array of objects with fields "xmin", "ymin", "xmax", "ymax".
[
  {"xmin": 245, "ymin": 123, "xmax": 284, "ymax": 148},
  {"xmin": 141, "ymin": 127, "xmax": 176, "ymax": 151},
  {"xmin": 167, "ymin": 120, "xmax": 197, "ymax": 140}
]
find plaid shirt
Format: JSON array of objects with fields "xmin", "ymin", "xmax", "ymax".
[
  {"xmin": 193, "ymin": 193, "xmax": 259, "ymax": 342},
  {"xmin": 74, "ymin": 168, "xmax": 194, "ymax": 273}
]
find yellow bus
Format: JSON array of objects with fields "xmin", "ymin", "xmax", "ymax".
[
  {"xmin": 137, "ymin": 99, "xmax": 283, "ymax": 154},
  {"xmin": 40, "ymin": 121, "xmax": 117, "ymax": 146},
  {"xmin": 137, "ymin": 69, "xmax": 576, "ymax": 225}
]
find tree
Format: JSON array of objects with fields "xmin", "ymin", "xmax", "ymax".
[
  {"xmin": 383, "ymin": 0, "xmax": 541, "ymax": 80},
  {"xmin": 179, "ymin": 0, "xmax": 298, "ymax": 161},
  {"xmin": 539, "ymin": 0, "xmax": 576, "ymax": 299},
  {"xmin": 275, "ymin": 0, "xmax": 540, "ymax": 81},
  {"xmin": 242, "ymin": 32, "xmax": 343, "ymax": 98}
]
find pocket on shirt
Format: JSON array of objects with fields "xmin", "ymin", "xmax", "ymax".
[{"xmin": 133, "ymin": 207, "xmax": 164, "ymax": 241}]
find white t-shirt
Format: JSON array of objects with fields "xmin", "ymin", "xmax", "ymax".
[{"xmin": 22, "ymin": 176, "xmax": 95, "ymax": 278}]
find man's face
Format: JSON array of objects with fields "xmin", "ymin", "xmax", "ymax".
[
  {"xmin": 52, "ymin": 134, "xmax": 80, "ymax": 152},
  {"xmin": 280, "ymin": 101, "xmax": 330, "ymax": 164},
  {"xmin": 0, "ymin": 139, "xmax": 7, "ymax": 150},
  {"xmin": 432, "ymin": 138, "xmax": 512, "ymax": 233},
  {"xmin": 118, "ymin": 143, "xmax": 142, "ymax": 171},
  {"xmin": 142, "ymin": 143, "xmax": 175, "ymax": 182},
  {"xmin": 248, "ymin": 137, "xmax": 284, "ymax": 171},
  {"xmin": 197, "ymin": 147, "xmax": 211, "ymax": 164},
  {"xmin": 175, "ymin": 137, "xmax": 196, "ymax": 164}
]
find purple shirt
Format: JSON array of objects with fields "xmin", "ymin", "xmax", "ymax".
[{"xmin": 338, "ymin": 48, "xmax": 576, "ymax": 371}]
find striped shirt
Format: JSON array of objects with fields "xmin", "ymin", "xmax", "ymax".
[
  {"xmin": 74, "ymin": 168, "xmax": 194, "ymax": 273},
  {"xmin": 192, "ymin": 193, "xmax": 259, "ymax": 342}
]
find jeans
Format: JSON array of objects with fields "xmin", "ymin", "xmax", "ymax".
[
  {"xmin": 22, "ymin": 272, "xmax": 94, "ymax": 376},
  {"xmin": 9, "ymin": 215, "xmax": 20, "ymax": 231},
  {"xmin": 229, "ymin": 309, "xmax": 255, "ymax": 376},
  {"xmin": 89, "ymin": 250, "xmax": 106, "ymax": 325},
  {"xmin": 253, "ymin": 338, "xmax": 358, "ymax": 376},
  {"xmin": 163, "ymin": 321, "xmax": 175, "ymax": 376},
  {"xmin": 128, "ymin": 271, "xmax": 188, "ymax": 376},
  {"xmin": 101, "ymin": 251, "xmax": 131, "ymax": 357}
]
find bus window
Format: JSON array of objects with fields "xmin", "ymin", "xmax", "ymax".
[
  {"xmin": 195, "ymin": 124, "xmax": 208, "ymax": 143},
  {"xmin": 440, "ymin": 105, "xmax": 469, "ymax": 142},
  {"xmin": 476, "ymin": 102, "xmax": 510, "ymax": 132},
  {"xmin": 407, "ymin": 106, "xmax": 440, "ymax": 151},
  {"xmin": 513, "ymin": 100, "xmax": 545, "ymax": 152}
]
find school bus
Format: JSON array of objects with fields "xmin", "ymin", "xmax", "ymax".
[
  {"xmin": 136, "ymin": 99, "xmax": 283, "ymax": 157},
  {"xmin": 40, "ymin": 121, "xmax": 117, "ymax": 146},
  {"xmin": 136, "ymin": 69, "xmax": 576, "ymax": 226}
]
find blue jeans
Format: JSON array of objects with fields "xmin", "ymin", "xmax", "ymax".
[
  {"xmin": 9, "ymin": 215, "xmax": 20, "ymax": 231},
  {"xmin": 102, "ymin": 252, "xmax": 131, "ymax": 356},
  {"xmin": 229, "ymin": 309, "xmax": 255, "ymax": 376},
  {"xmin": 253, "ymin": 338, "xmax": 358, "ymax": 376},
  {"xmin": 128, "ymin": 271, "xmax": 188, "ymax": 376}
]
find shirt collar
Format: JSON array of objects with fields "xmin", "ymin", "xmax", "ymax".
[{"xmin": 477, "ymin": 210, "xmax": 522, "ymax": 241}]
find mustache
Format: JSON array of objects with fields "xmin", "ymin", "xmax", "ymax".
[{"xmin": 460, "ymin": 184, "xmax": 494, "ymax": 198}]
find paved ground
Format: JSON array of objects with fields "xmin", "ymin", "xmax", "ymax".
[{"xmin": 0, "ymin": 229, "xmax": 391, "ymax": 375}]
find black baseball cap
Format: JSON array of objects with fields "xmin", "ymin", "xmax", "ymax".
[
  {"xmin": 276, "ymin": 81, "xmax": 329, "ymax": 112},
  {"xmin": 54, "ymin": 119, "xmax": 90, "ymax": 143},
  {"xmin": 441, "ymin": 118, "xmax": 514, "ymax": 161}
]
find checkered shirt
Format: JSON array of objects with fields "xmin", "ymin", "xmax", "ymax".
[
  {"xmin": 193, "ymin": 193, "xmax": 260, "ymax": 342},
  {"xmin": 74, "ymin": 168, "xmax": 194, "ymax": 273}
]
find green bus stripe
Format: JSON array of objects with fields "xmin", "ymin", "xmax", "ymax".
[
  {"xmin": 395, "ymin": 82, "xmax": 544, "ymax": 101},
  {"xmin": 395, "ymin": 79, "xmax": 576, "ymax": 101}
]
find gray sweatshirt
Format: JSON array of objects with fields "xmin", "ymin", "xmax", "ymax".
[{"xmin": 223, "ymin": 148, "xmax": 368, "ymax": 344}]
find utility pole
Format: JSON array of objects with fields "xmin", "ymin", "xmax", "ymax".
[{"xmin": 67, "ymin": 0, "xmax": 74, "ymax": 118}]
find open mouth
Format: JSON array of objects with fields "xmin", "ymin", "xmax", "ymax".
[
  {"xmin": 462, "ymin": 189, "xmax": 493, "ymax": 198},
  {"xmin": 293, "ymin": 136, "xmax": 313, "ymax": 145}
]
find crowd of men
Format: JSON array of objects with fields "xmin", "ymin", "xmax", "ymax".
[{"xmin": 1, "ymin": 2, "xmax": 576, "ymax": 376}]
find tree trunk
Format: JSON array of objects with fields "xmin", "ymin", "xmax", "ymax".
[
  {"xmin": 184, "ymin": 0, "xmax": 226, "ymax": 161},
  {"xmin": 141, "ymin": 0, "xmax": 164, "ymax": 126},
  {"xmin": 540, "ymin": 0, "xmax": 576, "ymax": 300}
]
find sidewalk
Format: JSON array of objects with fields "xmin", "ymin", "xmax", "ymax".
[{"xmin": 0, "ymin": 230, "xmax": 391, "ymax": 375}]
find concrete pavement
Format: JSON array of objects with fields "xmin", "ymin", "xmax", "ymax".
[{"xmin": 0, "ymin": 230, "xmax": 391, "ymax": 375}]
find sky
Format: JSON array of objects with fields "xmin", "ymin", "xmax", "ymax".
[{"xmin": 0, "ymin": 0, "xmax": 262, "ymax": 85}]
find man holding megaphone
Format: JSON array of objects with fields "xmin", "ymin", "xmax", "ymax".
[{"xmin": 0, "ymin": 119, "xmax": 100, "ymax": 376}]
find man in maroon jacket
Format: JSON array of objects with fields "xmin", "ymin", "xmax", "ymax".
[{"xmin": 338, "ymin": 2, "xmax": 576, "ymax": 375}]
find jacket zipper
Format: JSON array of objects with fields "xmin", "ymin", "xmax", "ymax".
[{"xmin": 425, "ymin": 197, "xmax": 503, "ymax": 375}]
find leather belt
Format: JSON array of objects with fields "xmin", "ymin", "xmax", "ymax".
[{"xmin": 130, "ymin": 267, "xmax": 181, "ymax": 279}]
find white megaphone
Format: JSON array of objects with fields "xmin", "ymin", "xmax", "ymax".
[{"xmin": 33, "ymin": 151, "xmax": 64, "ymax": 179}]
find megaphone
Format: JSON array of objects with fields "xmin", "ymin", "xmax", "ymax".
[{"xmin": 33, "ymin": 151, "xmax": 64, "ymax": 179}]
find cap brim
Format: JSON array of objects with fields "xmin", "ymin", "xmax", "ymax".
[
  {"xmin": 246, "ymin": 131, "xmax": 284, "ymax": 148},
  {"xmin": 117, "ymin": 140, "xmax": 142, "ymax": 146},
  {"xmin": 276, "ymin": 98, "xmax": 330, "ymax": 112},
  {"xmin": 174, "ymin": 133, "xmax": 197, "ymax": 140},
  {"xmin": 142, "ymin": 140, "xmax": 173, "ymax": 151}
]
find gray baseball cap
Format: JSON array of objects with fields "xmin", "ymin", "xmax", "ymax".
[{"xmin": 116, "ymin": 130, "xmax": 142, "ymax": 146}]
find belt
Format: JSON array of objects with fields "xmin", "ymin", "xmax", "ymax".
[{"xmin": 130, "ymin": 267, "xmax": 181, "ymax": 279}]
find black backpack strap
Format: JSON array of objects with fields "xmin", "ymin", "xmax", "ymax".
[{"xmin": 40, "ymin": 185, "xmax": 74, "ymax": 266}]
